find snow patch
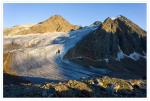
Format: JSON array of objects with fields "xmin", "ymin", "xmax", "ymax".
[
  {"xmin": 115, "ymin": 50, "xmax": 146, "ymax": 61},
  {"xmin": 110, "ymin": 17, "xmax": 117, "ymax": 20},
  {"xmin": 128, "ymin": 52, "xmax": 145, "ymax": 61},
  {"xmin": 104, "ymin": 58, "xmax": 109, "ymax": 63},
  {"xmin": 116, "ymin": 51, "xmax": 125, "ymax": 61},
  {"xmin": 110, "ymin": 15, "xmax": 121, "ymax": 20},
  {"xmin": 61, "ymin": 26, "xmax": 98, "ymax": 58}
]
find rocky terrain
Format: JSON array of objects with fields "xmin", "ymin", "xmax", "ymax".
[
  {"xmin": 3, "ymin": 15, "xmax": 147, "ymax": 97},
  {"xmin": 4, "ymin": 74, "xmax": 146, "ymax": 97}
]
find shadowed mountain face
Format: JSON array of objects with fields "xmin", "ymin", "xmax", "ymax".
[
  {"xmin": 64, "ymin": 15, "xmax": 146, "ymax": 79},
  {"xmin": 4, "ymin": 15, "xmax": 79, "ymax": 36}
]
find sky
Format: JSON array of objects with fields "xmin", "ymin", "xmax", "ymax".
[{"xmin": 4, "ymin": 3, "xmax": 147, "ymax": 30}]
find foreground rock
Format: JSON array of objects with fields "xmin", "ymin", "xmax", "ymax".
[{"xmin": 4, "ymin": 74, "xmax": 146, "ymax": 97}]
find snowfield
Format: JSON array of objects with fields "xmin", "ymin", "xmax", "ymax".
[{"xmin": 4, "ymin": 26, "xmax": 109, "ymax": 83}]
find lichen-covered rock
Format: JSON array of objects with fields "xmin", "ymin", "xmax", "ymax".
[
  {"xmin": 54, "ymin": 84, "xmax": 69, "ymax": 92},
  {"xmin": 3, "ymin": 75, "xmax": 146, "ymax": 97},
  {"xmin": 67, "ymin": 80, "xmax": 92, "ymax": 92}
]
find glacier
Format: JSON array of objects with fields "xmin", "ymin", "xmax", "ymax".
[{"xmin": 4, "ymin": 26, "xmax": 108, "ymax": 83}]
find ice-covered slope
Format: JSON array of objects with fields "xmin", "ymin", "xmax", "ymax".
[{"xmin": 4, "ymin": 26, "xmax": 108, "ymax": 82}]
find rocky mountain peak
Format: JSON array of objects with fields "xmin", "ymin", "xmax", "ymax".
[
  {"xmin": 101, "ymin": 15, "xmax": 146, "ymax": 36},
  {"xmin": 64, "ymin": 15, "xmax": 146, "ymax": 78},
  {"xmin": 39, "ymin": 15, "xmax": 68, "ymax": 24},
  {"xmin": 109, "ymin": 15, "xmax": 127, "ymax": 20},
  {"xmin": 102, "ymin": 17, "xmax": 118, "ymax": 33},
  {"xmin": 4, "ymin": 15, "xmax": 79, "ymax": 35},
  {"xmin": 49, "ymin": 15, "xmax": 65, "ymax": 20}
]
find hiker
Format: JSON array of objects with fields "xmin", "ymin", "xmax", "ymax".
[{"xmin": 56, "ymin": 49, "xmax": 60, "ymax": 54}]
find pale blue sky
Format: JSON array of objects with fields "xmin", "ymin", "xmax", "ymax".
[{"xmin": 4, "ymin": 3, "xmax": 147, "ymax": 30}]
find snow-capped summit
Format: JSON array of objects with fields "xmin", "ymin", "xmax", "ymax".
[{"xmin": 110, "ymin": 15, "xmax": 124, "ymax": 20}]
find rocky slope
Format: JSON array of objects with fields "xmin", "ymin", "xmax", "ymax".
[
  {"xmin": 4, "ymin": 15, "xmax": 79, "ymax": 36},
  {"xmin": 4, "ymin": 24, "xmax": 34, "ymax": 36},
  {"xmin": 64, "ymin": 15, "xmax": 146, "ymax": 79},
  {"xmin": 4, "ymin": 74, "xmax": 146, "ymax": 97}
]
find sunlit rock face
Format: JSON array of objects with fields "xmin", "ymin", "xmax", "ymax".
[
  {"xmin": 64, "ymin": 15, "xmax": 146, "ymax": 79},
  {"xmin": 4, "ymin": 24, "xmax": 35, "ymax": 36},
  {"xmin": 4, "ymin": 15, "xmax": 79, "ymax": 36}
]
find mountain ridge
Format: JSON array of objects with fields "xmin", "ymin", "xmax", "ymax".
[
  {"xmin": 64, "ymin": 15, "xmax": 146, "ymax": 79},
  {"xmin": 4, "ymin": 15, "xmax": 79, "ymax": 36}
]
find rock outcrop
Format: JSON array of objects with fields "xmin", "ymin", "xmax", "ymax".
[{"xmin": 4, "ymin": 74, "xmax": 146, "ymax": 97}]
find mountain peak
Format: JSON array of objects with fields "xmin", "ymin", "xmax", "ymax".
[
  {"xmin": 110, "ymin": 15, "xmax": 127, "ymax": 20},
  {"xmin": 104, "ymin": 15, "xmax": 127, "ymax": 22},
  {"xmin": 48, "ymin": 15, "xmax": 65, "ymax": 21},
  {"xmin": 50, "ymin": 15, "xmax": 64, "ymax": 18},
  {"xmin": 4, "ymin": 15, "xmax": 79, "ymax": 35},
  {"xmin": 23, "ymin": 15, "xmax": 79, "ymax": 34},
  {"xmin": 102, "ymin": 15, "xmax": 146, "ymax": 36},
  {"xmin": 38, "ymin": 15, "xmax": 66, "ymax": 24},
  {"xmin": 64, "ymin": 15, "xmax": 146, "ymax": 79}
]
